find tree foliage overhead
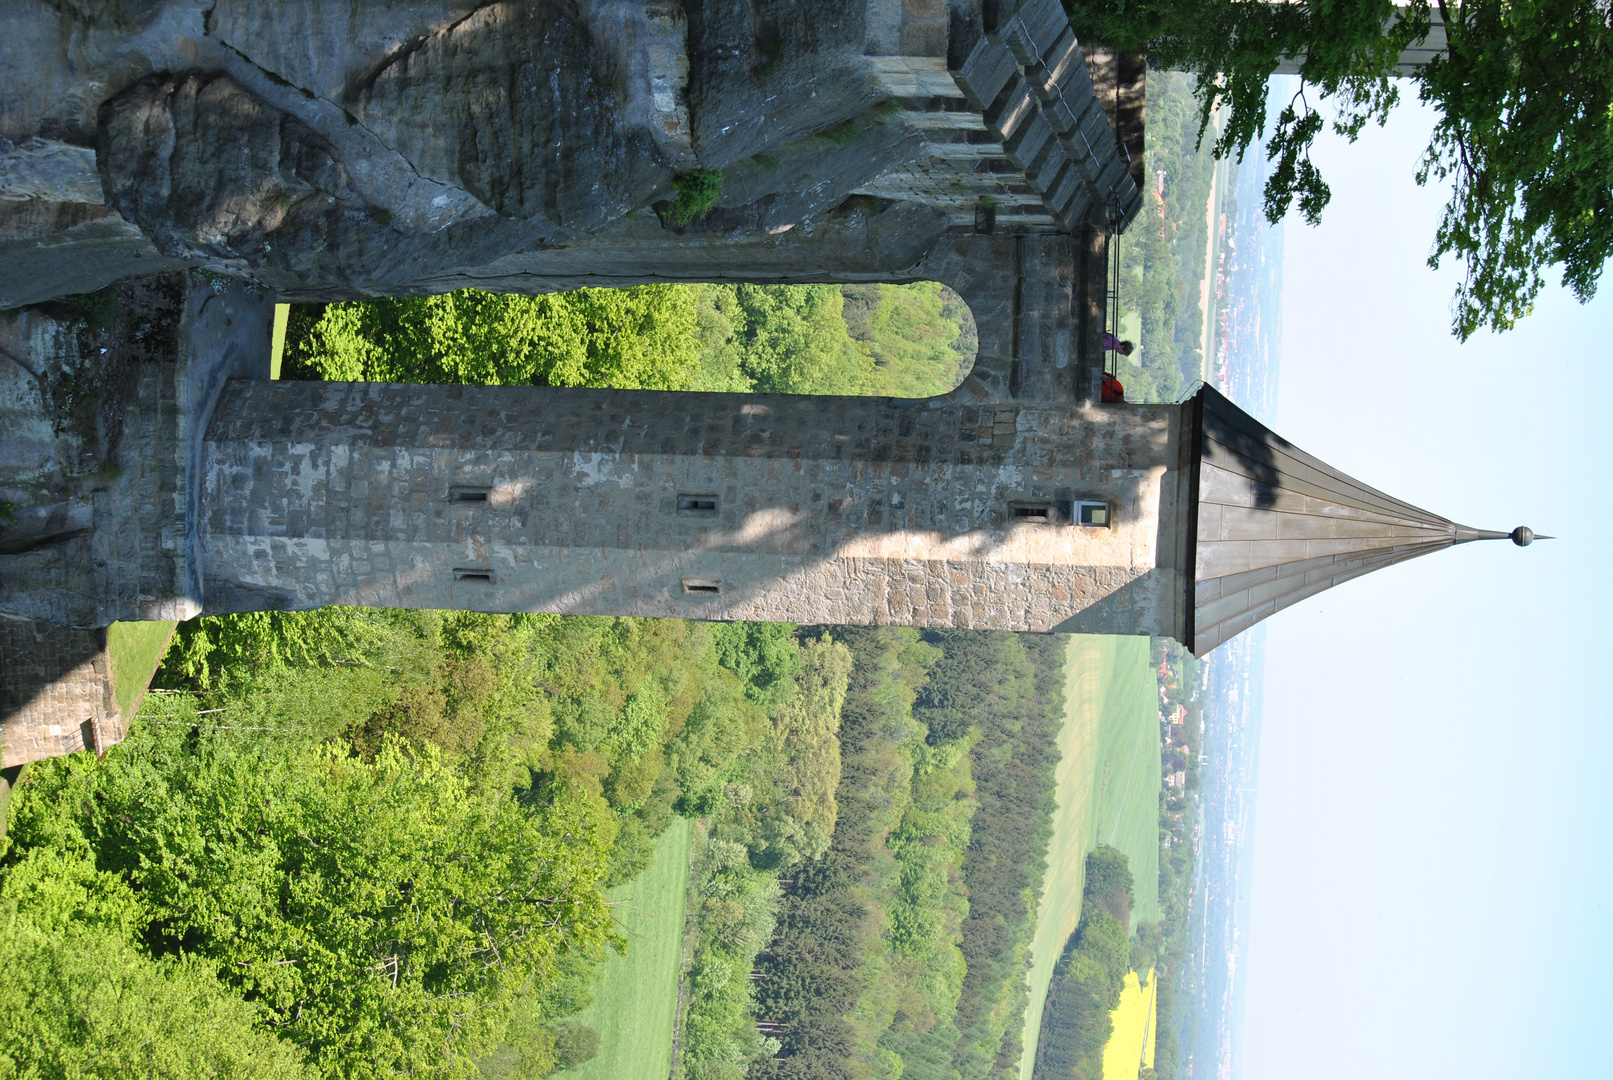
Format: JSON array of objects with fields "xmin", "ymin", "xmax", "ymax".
[
  {"xmin": 1418, "ymin": 0, "xmax": 1613, "ymax": 337},
  {"xmin": 1066, "ymin": 0, "xmax": 1613, "ymax": 339}
]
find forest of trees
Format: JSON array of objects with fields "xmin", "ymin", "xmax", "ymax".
[
  {"xmin": 280, "ymin": 281, "xmax": 976, "ymax": 400},
  {"xmin": 677, "ymin": 631, "xmax": 854, "ymax": 1080},
  {"xmin": 23, "ymin": 607, "xmax": 847, "ymax": 1078},
  {"xmin": 748, "ymin": 629, "xmax": 1067, "ymax": 1080},
  {"xmin": 0, "ymin": 614, "xmax": 1071, "ymax": 1079},
  {"xmin": 918, "ymin": 632, "xmax": 1067, "ymax": 1080}
]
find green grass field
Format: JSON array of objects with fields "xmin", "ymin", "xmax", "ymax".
[
  {"xmin": 1089, "ymin": 635, "xmax": 1160, "ymax": 927},
  {"xmin": 106, "ymin": 621, "xmax": 176, "ymax": 720},
  {"xmin": 557, "ymin": 817, "xmax": 694, "ymax": 1080},
  {"xmin": 1017, "ymin": 635, "xmax": 1162, "ymax": 1080}
]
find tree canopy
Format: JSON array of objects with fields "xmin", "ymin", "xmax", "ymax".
[
  {"xmin": 1067, "ymin": 0, "xmax": 1613, "ymax": 339},
  {"xmin": 285, "ymin": 282, "xmax": 974, "ymax": 398},
  {"xmin": 5, "ymin": 726, "xmax": 620, "ymax": 1080}
]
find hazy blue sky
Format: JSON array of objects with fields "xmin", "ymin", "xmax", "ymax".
[{"xmin": 1239, "ymin": 95, "xmax": 1613, "ymax": 1079}]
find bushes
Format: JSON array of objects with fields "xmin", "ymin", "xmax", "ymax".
[{"xmin": 669, "ymin": 170, "xmax": 724, "ymax": 225}]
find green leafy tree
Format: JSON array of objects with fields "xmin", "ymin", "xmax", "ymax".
[
  {"xmin": 289, "ymin": 286, "xmax": 702, "ymax": 388},
  {"xmin": 1067, "ymin": 0, "xmax": 1613, "ymax": 339},
  {"xmin": 0, "ymin": 912, "xmax": 310, "ymax": 1080},
  {"xmin": 727, "ymin": 284, "xmax": 877, "ymax": 395},
  {"xmin": 5, "ymin": 727, "xmax": 621, "ymax": 1080},
  {"xmin": 1417, "ymin": 0, "xmax": 1613, "ymax": 337},
  {"xmin": 711, "ymin": 621, "xmax": 802, "ymax": 711}
]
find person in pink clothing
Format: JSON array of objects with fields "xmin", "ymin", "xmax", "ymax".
[{"xmin": 1101, "ymin": 332, "xmax": 1135, "ymax": 356}]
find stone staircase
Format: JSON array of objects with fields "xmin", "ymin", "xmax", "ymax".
[{"xmin": 858, "ymin": 0, "xmax": 1144, "ymax": 234}]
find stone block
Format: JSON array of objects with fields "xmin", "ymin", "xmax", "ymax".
[
  {"xmin": 955, "ymin": 39, "xmax": 1018, "ymax": 111},
  {"xmin": 1004, "ymin": 113, "xmax": 1053, "ymax": 170},
  {"xmin": 1026, "ymin": 30, "xmax": 1083, "ymax": 98},
  {"xmin": 984, "ymin": 80, "xmax": 1037, "ymax": 140},
  {"xmin": 900, "ymin": 20, "xmax": 949, "ymax": 58},
  {"xmin": 1017, "ymin": 0, "xmax": 1073, "ymax": 58},
  {"xmin": 1028, "ymin": 145, "xmax": 1071, "ymax": 195}
]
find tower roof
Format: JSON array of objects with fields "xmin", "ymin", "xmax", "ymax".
[{"xmin": 1187, "ymin": 388, "xmax": 1521, "ymax": 655}]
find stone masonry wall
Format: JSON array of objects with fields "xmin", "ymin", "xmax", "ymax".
[
  {"xmin": 201, "ymin": 381, "xmax": 1189, "ymax": 634},
  {"xmin": 0, "ymin": 620, "xmax": 121, "ymax": 767}
]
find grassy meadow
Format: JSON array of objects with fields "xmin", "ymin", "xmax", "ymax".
[
  {"xmin": 1090, "ymin": 636, "xmax": 1161, "ymax": 926},
  {"xmin": 556, "ymin": 817, "xmax": 694, "ymax": 1080},
  {"xmin": 106, "ymin": 620, "xmax": 176, "ymax": 719},
  {"xmin": 1017, "ymin": 635, "xmax": 1163, "ymax": 1080}
]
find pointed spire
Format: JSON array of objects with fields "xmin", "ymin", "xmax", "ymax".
[{"xmin": 1186, "ymin": 388, "xmax": 1541, "ymax": 656}]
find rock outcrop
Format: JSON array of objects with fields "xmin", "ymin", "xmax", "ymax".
[{"xmin": 1, "ymin": 0, "xmax": 1142, "ymax": 309}]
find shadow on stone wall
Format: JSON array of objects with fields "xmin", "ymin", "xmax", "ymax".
[{"xmin": 0, "ymin": 619, "xmax": 119, "ymax": 767}]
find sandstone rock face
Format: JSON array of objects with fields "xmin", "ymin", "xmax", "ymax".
[
  {"xmin": 0, "ymin": 274, "xmax": 274, "ymax": 626},
  {"xmin": 99, "ymin": 73, "xmax": 363, "ymax": 279},
  {"xmin": 0, "ymin": 0, "xmax": 1141, "ymax": 310}
]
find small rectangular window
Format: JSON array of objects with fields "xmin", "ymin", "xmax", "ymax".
[
  {"xmin": 1012, "ymin": 500, "xmax": 1075, "ymax": 525},
  {"xmin": 681, "ymin": 578, "xmax": 721, "ymax": 595},
  {"xmin": 1076, "ymin": 501, "xmax": 1110, "ymax": 527},
  {"xmin": 677, "ymin": 494, "xmax": 719, "ymax": 514},
  {"xmin": 454, "ymin": 568, "xmax": 494, "ymax": 583},
  {"xmin": 450, "ymin": 487, "xmax": 490, "ymax": 503}
]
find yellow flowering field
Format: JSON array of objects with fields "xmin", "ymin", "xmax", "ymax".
[{"xmin": 1101, "ymin": 967, "xmax": 1158, "ymax": 1080}]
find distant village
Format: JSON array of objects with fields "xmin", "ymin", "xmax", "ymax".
[{"xmin": 1156, "ymin": 640, "xmax": 1205, "ymax": 825}]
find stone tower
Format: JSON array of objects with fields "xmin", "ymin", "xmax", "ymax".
[{"xmin": 193, "ymin": 378, "xmax": 1529, "ymax": 656}]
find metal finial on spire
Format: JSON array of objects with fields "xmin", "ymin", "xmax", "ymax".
[{"xmin": 1510, "ymin": 526, "xmax": 1553, "ymax": 546}]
